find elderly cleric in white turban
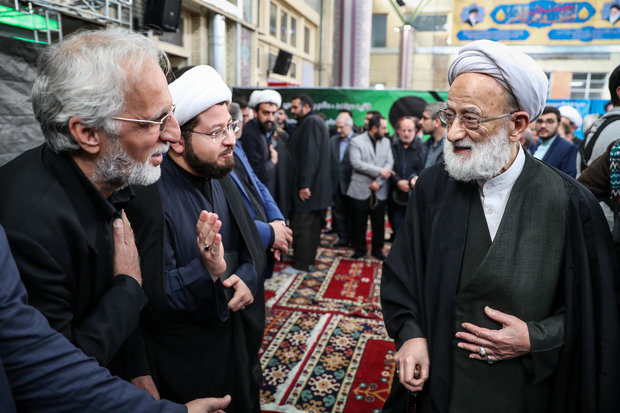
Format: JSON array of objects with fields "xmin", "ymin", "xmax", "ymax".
[
  {"xmin": 169, "ymin": 65, "xmax": 232, "ymax": 126},
  {"xmin": 248, "ymin": 89, "xmax": 282, "ymax": 109},
  {"xmin": 448, "ymin": 40, "xmax": 548, "ymax": 121}
]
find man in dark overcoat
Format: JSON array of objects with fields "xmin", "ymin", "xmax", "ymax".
[{"xmin": 288, "ymin": 94, "xmax": 332, "ymax": 271}]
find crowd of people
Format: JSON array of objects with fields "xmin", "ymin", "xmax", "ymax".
[
  {"xmin": 236, "ymin": 91, "xmax": 449, "ymax": 265},
  {"xmin": 0, "ymin": 26, "xmax": 618, "ymax": 413}
]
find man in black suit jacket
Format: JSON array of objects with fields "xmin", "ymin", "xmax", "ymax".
[
  {"xmin": 330, "ymin": 112, "xmax": 355, "ymax": 247},
  {"xmin": 0, "ymin": 28, "xmax": 180, "ymax": 398},
  {"xmin": 388, "ymin": 116, "xmax": 425, "ymax": 239},
  {"xmin": 289, "ymin": 94, "xmax": 332, "ymax": 271}
]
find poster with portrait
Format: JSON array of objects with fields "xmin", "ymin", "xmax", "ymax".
[{"xmin": 452, "ymin": 0, "xmax": 620, "ymax": 44}]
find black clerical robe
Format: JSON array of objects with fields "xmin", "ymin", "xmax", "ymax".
[
  {"xmin": 381, "ymin": 153, "xmax": 620, "ymax": 412},
  {"xmin": 125, "ymin": 157, "xmax": 266, "ymax": 412}
]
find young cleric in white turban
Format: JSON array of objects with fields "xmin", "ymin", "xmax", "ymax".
[
  {"xmin": 381, "ymin": 39, "xmax": 620, "ymax": 413},
  {"xmin": 248, "ymin": 89, "xmax": 282, "ymax": 109},
  {"xmin": 125, "ymin": 64, "xmax": 268, "ymax": 413}
]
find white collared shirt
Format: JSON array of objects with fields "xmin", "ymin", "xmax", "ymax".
[{"xmin": 477, "ymin": 146, "xmax": 525, "ymax": 241}]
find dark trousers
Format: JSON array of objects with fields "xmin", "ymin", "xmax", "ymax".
[
  {"xmin": 290, "ymin": 210, "xmax": 325, "ymax": 271},
  {"xmin": 387, "ymin": 201, "xmax": 406, "ymax": 239},
  {"xmin": 350, "ymin": 197, "xmax": 385, "ymax": 255},
  {"xmin": 331, "ymin": 189, "xmax": 351, "ymax": 243}
]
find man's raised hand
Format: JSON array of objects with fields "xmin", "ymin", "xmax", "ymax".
[{"xmin": 196, "ymin": 211, "xmax": 226, "ymax": 280}]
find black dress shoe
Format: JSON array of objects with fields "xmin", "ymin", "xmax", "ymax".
[
  {"xmin": 351, "ymin": 251, "xmax": 366, "ymax": 259},
  {"xmin": 371, "ymin": 251, "xmax": 386, "ymax": 261}
]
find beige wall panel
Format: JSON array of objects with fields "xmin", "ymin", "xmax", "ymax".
[{"xmin": 549, "ymin": 72, "xmax": 572, "ymax": 99}]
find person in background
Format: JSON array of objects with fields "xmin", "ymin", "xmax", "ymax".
[
  {"xmin": 287, "ymin": 94, "xmax": 332, "ymax": 272},
  {"xmin": 277, "ymin": 107, "xmax": 297, "ymax": 136},
  {"xmin": 388, "ymin": 116, "xmax": 425, "ymax": 240},
  {"xmin": 558, "ymin": 105, "xmax": 583, "ymax": 146},
  {"xmin": 238, "ymin": 99, "xmax": 253, "ymax": 127},
  {"xmin": 346, "ymin": 114, "xmax": 394, "ymax": 260},
  {"xmin": 363, "ymin": 110, "xmax": 382, "ymax": 132},
  {"xmin": 532, "ymin": 106, "xmax": 578, "ymax": 177},
  {"xmin": 420, "ymin": 102, "xmax": 448, "ymax": 168},
  {"xmin": 519, "ymin": 128, "xmax": 538, "ymax": 155},
  {"xmin": 228, "ymin": 96, "xmax": 293, "ymax": 278},
  {"xmin": 239, "ymin": 89, "xmax": 280, "ymax": 194},
  {"xmin": 330, "ymin": 112, "xmax": 355, "ymax": 248},
  {"xmin": 329, "ymin": 109, "xmax": 361, "ymax": 136},
  {"xmin": 582, "ymin": 113, "xmax": 601, "ymax": 137},
  {"xmin": 579, "ymin": 65, "xmax": 620, "ymax": 174}
]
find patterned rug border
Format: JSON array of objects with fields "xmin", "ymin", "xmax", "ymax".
[
  {"xmin": 272, "ymin": 254, "xmax": 384, "ymax": 320},
  {"xmin": 317, "ymin": 257, "xmax": 383, "ymax": 305},
  {"xmin": 335, "ymin": 332, "xmax": 392, "ymax": 412},
  {"xmin": 283, "ymin": 315, "xmax": 389, "ymax": 409}
]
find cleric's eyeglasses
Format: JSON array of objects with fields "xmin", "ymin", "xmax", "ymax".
[
  {"xmin": 187, "ymin": 120, "xmax": 241, "ymax": 143},
  {"xmin": 111, "ymin": 104, "xmax": 176, "ymax": 132},
  {"xmin": 438, "ymin": 109, "xmax": 515, "ymax": 130}
]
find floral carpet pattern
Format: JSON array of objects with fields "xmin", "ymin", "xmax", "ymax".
[{"xmin": 260, "ymin": 234, "xmax": 396, "ymax": 412}]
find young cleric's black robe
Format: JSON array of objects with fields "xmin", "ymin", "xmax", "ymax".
[
  {"xmin": 380, "ymin": 153, "xmax": 620, "ymax": 412},
  {"xmin": 125, "ymin": 157, "xmax": 266, "ymax": 413}
]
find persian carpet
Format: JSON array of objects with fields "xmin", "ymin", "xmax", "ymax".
[{"xmin": 260, "ymin": 233, "xmax": 396, "ymax": 412}]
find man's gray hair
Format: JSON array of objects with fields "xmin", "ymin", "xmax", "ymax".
[
  {"xmin": 425, "ymin": 101, "xmax": 448, "ymax": 119},
  {"xmin": 521, "ymin": 128, "xmax": 535, "ymax": 146},
  {"xmin": 336, "ymin": 112, "xmax": 353, "ymax": 127},
  {"xmin": 32, "ymin": 27, "xmax": 170, "ymax": 153},
  {"xmin": 229, "ymin": 102, "xmax": 242, "ymax": 122}
]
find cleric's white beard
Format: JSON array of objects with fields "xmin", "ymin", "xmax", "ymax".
[{"xmin": 443, "ymin": 124, "xmax": 512, "ymax": 182}]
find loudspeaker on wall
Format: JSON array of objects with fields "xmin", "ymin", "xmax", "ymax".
[
  {"xmin": 272, "ymin": 50, "xmax": 292, "ymax": 75},
  {"xmin": 144, "ymin": 0, "xmax": 182, "ymax": 32}
]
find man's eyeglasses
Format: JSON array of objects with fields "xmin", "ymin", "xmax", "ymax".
[
  {"xmin": 187, "ymin": 120, "xmax": 240, "ymax": 143},
  {"xmin": 438, "ymin": 109, "xmax": 515, "ymax": 130},
  {"xmin": 111, "ymin": 104, "xmax": 176, "ymax": 132}
]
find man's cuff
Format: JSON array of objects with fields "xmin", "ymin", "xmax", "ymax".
[
  {"xmin": 112, "ymin": 274, "xmax": 148, "ymax": 310},
  {"xmin": 268, "ymin": 225, "xmax": 275, "ymax": 248},
  {"xmin": 525, "ymin": 320, "xmax": 564, "ymax": 383},
  {"xmin": 396, "ymin": 318, "xmax": 425, "ymax": 348}
]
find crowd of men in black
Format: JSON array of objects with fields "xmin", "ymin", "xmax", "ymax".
[{"xmin": 236, "ymin": 95, "xmax": 448, "ymax": 268}]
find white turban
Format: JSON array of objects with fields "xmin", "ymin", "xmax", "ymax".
[
  {"xmin": 559, "ymin": 105, "xmax": 583, "ymax": 129},
  {"xmin": 169, "ymin": 65, "xmax": 232, "ymax": 126},
  {"xmin": 248, "ymin": 89, "xmax": 282, "ymax": 109},
  {"xmin": 448, "ymin": 40, "xmax": 548, "ymax": 121}
]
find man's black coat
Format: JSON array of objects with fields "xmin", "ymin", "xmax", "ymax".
[
  {"xmin": 290, "ymin": 112, "xmax": 332, "ymax": 212},
  {"xmin": 0, "ymin": 144, "xmax": 148, "ymax": 379}
]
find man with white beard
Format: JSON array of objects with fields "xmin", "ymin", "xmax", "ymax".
[
  {"xmin": 0, "ymin": 28, "xmax": 181, "ymax": 397},
  {"xmin": 380, "ymin": 40, "xmax": 620, "ymax": 413}
]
